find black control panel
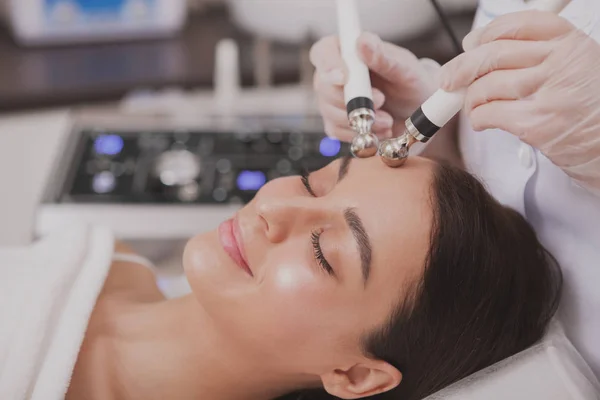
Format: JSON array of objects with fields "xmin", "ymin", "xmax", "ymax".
[{"xmin": 58, "ymin": 129, "xmax": 350, "ymax": 204}]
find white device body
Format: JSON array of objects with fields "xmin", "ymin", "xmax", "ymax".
[
  {"xmin": 527, "ymin": 0, "xmax": 572, "ymax": 12},
  {"xmin": 421, "ymin": 88, "xmax": 467, "ymax": 128},
  {"xmin": 420, "ymin": 0, "xmax": 571, "ymax": 129},
  {"xmin": 6, "ymin": 0, "xmax": 187, "ymax": 46},
  {"xmin": 336, "ymin": 0, "xmax": 373, "ymax": 106}
]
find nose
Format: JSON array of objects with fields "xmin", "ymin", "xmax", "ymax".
[{"xmin": 256, "ymin": 197, "xmax": 327, "ymax": 243}]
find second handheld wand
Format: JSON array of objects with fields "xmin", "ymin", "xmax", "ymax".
[{"xmin": 336, "ymin": 0, "xmax": 379, "ymax": 158}]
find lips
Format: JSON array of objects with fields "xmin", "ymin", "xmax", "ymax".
[{"xmin": 218, "ymin": 216, "xmax": 253, "ymax": 277}]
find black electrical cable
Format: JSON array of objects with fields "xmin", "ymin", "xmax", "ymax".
[{"xmin": 429, "ymin": 0, "xmax": 464, "ymax": 55}]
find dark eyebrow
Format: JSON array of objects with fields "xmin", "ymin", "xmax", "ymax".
[
  {"xmin": 344, "ymin": 208, "xmax": 372, "ymax": 284},
  {"xmin": 338, "ymin": 155, "xmax": 352, "ymax": 182}
]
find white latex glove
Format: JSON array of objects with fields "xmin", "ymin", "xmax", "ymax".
[
  {"xmin": 439, "ymin": 10, "xmax": 600, "ymax": 196},
  {"xmin": 309, "ymin": 32, "xmax": 441, "ymax": 142}
]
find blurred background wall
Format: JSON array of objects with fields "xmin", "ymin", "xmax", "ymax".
[{"xmin": 0, "ymin": 0, "xmax": 477, "ymax": 112}]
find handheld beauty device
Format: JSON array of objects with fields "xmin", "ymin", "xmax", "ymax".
[
  {"xmin": 335, "ymin": 0, "xmax": 572, "ymax": 166},
  {"xmin": 378, "ymin": 0, "xmax": 573, "ymax": 167},
  {"xmin": 336, "ymin": 0, "xmax": 379, "ymax": 158}
]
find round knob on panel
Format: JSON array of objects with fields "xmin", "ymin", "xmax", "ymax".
[
  {"xmin": 178, "ymin": 182, "xmax": 201, "ymax": 202},
  {"xmin": 154, "ymin": 150, "xmax": 202, "ymax": 186}
]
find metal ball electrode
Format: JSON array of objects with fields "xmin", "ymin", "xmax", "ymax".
[
  {"xmin": 378, "ymin": 134, "xmax": 412, "ymax": 167},
  {"xmin": 348, "ymin": 107, "xmax": 379, "ymax": 158},
  {"xmin": 351, "ymin": 133, "xmax": 379, "ymax": 158}
]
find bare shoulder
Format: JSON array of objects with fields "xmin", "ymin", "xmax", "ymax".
[
  {"xmin": 100, "ymin": 241, "xmax": 165, "ymax": 302},
  {"xmin": 67, "ymin": 242, "xmax": 165, "ymax": 400}
]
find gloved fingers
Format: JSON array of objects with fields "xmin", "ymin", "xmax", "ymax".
[
  {"xmin": 357, "ymin": 32, "xmax": 423, "ymax": 84},
  {"xmin": 561, "ymin": 159, "xmax": 600, "ymax": 197},
  {"xmin": 419, "ymin": 58, "xmax": 443, "ymax": 87},
  {"xmin": 312, "ymin": 36, "xmax": 387, "ymax": 110},
  {"xmin": 317, "ymin": 86, "xmax": 385, "ymax": 111},
  {"xmin": 310, "ymin": 35, "xmax": 348, "ymax": 86},
  {"xmin": 371, "ymin": 88, "xmax": 387, "ymax": 110},
  {"xmin": 464, "ymin": 67, "xmax": 546, "ymax": 113},
  {"xmin": 373, "ymin": 110, "xmax": 395, "ymax": 138},
  {"xmin": 463, "ymin": 10, "xmax": 576, "ymax": 51},
  {"xmin": 320, "ymin": 104, "xmax": 393, "ymax": 142},
  {"xmin": 440, "ymin": 40, "xmax": 551, "ymax": 91},
  {"xmin": 320, "ymin": 101, "xmax": 393, "ymax": 140},
  {"xmin": 468, "ymin": 99, "xmax": 538, "ymax": 137},
  {"xmin": 313, "ymin": 70, "xmax": 344, "ymax": 109},
  {"xmin": 320, "ymin": 102, "xmax": 355, "ymax": 142},
  {"xmin": 419, "ymin": 58, "xmax": 442, "ymax": 76},
  {"xmin": 314, "ymin": 72, "xmax": 387, "ymax": 117}
]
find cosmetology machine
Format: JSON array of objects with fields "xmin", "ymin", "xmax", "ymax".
[
  {"xmin": 38, "ymin": 120, "xmax": 348, "ymax": 240},
  {"xmin": 34, "ymin": 11, "xmax": 352, "ymax": 243}
]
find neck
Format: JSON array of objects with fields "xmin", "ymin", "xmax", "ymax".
[{"xmin": 98, "ymin": 296, "xmax": 311, "ymax": 400}]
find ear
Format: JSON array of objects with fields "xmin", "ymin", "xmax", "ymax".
[{"xmin": 321, "ymin": 360, "xmax": 402, "ymax": 399}]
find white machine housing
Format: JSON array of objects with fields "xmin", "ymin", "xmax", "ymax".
[{"xmin": 6, "ymin": 0, "xmax": 187, "ymax": 46}]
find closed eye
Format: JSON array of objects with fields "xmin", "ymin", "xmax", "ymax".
[
  {"xmin": 301, "ymin": 169, "xmax": 317, "ymax": 197},
  {"xmin": 300, "ymin": 170, "xmax": 335, "ymax": 276},
  {"xmin": 311, "ymin": 230, "xmax": 335, "ymax": 276}
]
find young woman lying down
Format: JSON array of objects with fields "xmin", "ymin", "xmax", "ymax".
[{"xmin": 0, "ymin": 156, "xmax": 561, "ymax": 400}]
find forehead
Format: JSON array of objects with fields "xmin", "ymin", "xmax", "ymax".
[
  {"xmin": 337, "ymin": 156, "xmax": 434, "ymax": 262},
  {"xmin": 331, "ymin": 156, "xmax": 435, "ymax": 307},
  {"xmin": 337, "ymin": 156, "xmax": 435, "ymax": 207}
]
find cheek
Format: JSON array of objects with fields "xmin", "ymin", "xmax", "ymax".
[
  {"xmin": 267, "ymin": 259, "xmax": 326, "ymax": 325},
  {"xmin": 271, "ymin": 257, "xmax": 316, "ymax": 294},
  {"xmin": 184, "ymin": 235, "xmax": 362, "ymax": 367},
  {"xmin": 256, "ymin": 249, "xmax": 355, "ymax": 352}
]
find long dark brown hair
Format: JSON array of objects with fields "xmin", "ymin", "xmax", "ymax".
[{"xmin": 280, "ymin": 161, "xmax": 562, "ymax": 400}]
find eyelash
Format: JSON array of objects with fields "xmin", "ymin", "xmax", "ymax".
[
  {"xmin": 300, "ymin": 169, "xmax": 317, "ymax": 197},
  {"xmin": 301, "ymin": 170, "xmax": 334, "ymax": 276},
  {"xmin": 311, "ymin": 230, "xmax": 335, "ymax": 276}
]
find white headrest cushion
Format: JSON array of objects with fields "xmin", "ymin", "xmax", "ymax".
[{"xmin": 425, "ymin": 320, "xmax": 600, "ymax": 400}]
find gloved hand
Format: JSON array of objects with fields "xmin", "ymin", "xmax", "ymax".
[
  {"xmin": 310, "ymin": 32, "xmax": 441, "ymax": 142},
  {"xmin": 439, "ymin": 10, "xmax": 600, "ymax": 195}
]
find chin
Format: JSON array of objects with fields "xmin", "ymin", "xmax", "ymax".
[
  {"xmin": 182, "ymin": 231, "xmax": 256, "ymax": 342},
  {"xmin": 183, "ymin": 231, "xmax": 221, "ymax": 296}
]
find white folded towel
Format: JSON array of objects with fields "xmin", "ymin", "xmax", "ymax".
[{"xmin": 0, "ymin": 224, "xmax": 114, "ymax": 400}]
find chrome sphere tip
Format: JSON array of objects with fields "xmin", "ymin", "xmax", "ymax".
[
  {"xmin": 378, "ymin": 137, "xmax": 410, "ymax": 168},
  {"xmin": 350, "ymin": 133, "xmax": 379, "ymax": 158}
]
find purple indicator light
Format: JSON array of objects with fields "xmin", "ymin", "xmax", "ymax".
[
  {"xmin": 319, "ymin": 137, "xmax": 341, "ymax": 157},
  {"xmin": 94, "ymin": 134, "xmax": 124, "ymax": 156},
  {"xmin": 92, "ymin": 171, "xmax": 116, "ymax": 194},
  {"xmin": 237, "ymin": 171, "xmax": 267, "ymax": 191}
]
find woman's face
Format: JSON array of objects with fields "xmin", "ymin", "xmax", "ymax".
[{"xmin": 184, "ymin": 156, "xmax": 434, "ymax": 375}]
